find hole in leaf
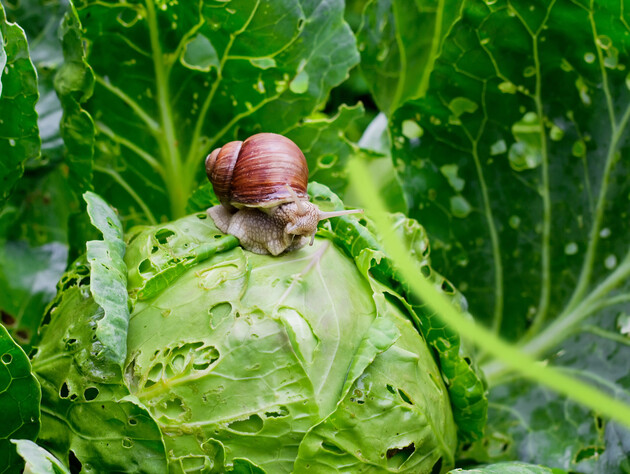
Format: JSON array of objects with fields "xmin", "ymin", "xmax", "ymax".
[
  {"xmin": 59, "ymin": 382, "xmax": 70, "ymax": 398},
  {"xmin": 158, "ymin": 397, "xmax": 186, "ymax": 419},
  {"xmin": 420, "ymin": 265, "xmax": 431, "ymax": 277},
  {"xmin": 398, "ymin": 389, "xmax": 413, "ymax": 405},
  {"xmin": 430, "ymin": 457, "xmax": 442, "ymax": 474},
  {"xmin": 463, "ymin": 356, "xmax": 472, "ymax": 366},
  {"xmin": 122, "ymin": 437, "xmax": 134, "ymax": 448},
  {"xmin": 574, "ymin": 446, "xmax": 604, "ymax": 463},
  {"xmin": 440, "ymin": 279, "xmax": 455, "ymax": 294},
  {"xmin": 181, "ymin": 456, "xmax": 206, "ymax": 470},
  {"xmin": 321, "ymin": 441, "xmax": 345, "ymax": 455},
  {"xmin": 1, "ymin": 310, "xmax": 15, "ymax": 326},
  {"xmin": 264, "ymin": 406, "xmax": 289, "ymax": 418},
  {"xmin": 84, "ymin": 387, "xmax": 99, "ymax": 401},
  {"xmin": 387, "ymin": 443, "xmax": 415, "ymax": 468},
  {"xmin": 69, "ymin": 394, "xmax": 78, "ymax": 401},
  {"xmin": 69, "ymin": 450, "xmax": 82, "ymax": 474},
  {"xmin": 595, "ymin": 415, "xmax": 604, "ymax": 430},
  {"xmin": 151, "ymin": 245, "xmax": 159, "ymax": 253},
  {"xmin": 317, "ymin": 154, "xmax": 337, "ymax": 168},
  {"xmin": 1, "ymin": 353, "xmax": 12, "ymax": 364},
  {"xmin": 386, "ymin": 384, "xmax": 396, "ymax": 395},
  {"xmin": 128, "ymin": 417, "xmax": 137, "ymax": 426},
  {"xmin": 16, "ymin": 329, "xmax": 30, "ymax": 342},
  {"xmin": 197, "ymin": 213, "xmax": 207, "ymax": 219},
  {"xmin": 147, "ymin": 363, "xmax": 163, "ymax": 382},
  {"xmin": 65, "ymin": 338, "xmax": 78, "ymax": 351},
  {"xmin": 228, "ymin": 414, "xmax": 264, "ymax": 433},
  {"xmin": 139, "ymin": 258, "xmax": 156, "ymax": 274},
  {"xmin": 155, "ymin": 229, "xmax": 175, "ymax": 245},
  {"xmin": 193, "ymin": 346, "xmax": 220, "ymax": 371},
  {"xmin": 171, "ymin": 354, "xmax": 186, "ymax": 373}
]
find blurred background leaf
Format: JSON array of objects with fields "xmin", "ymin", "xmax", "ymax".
[
  {"xmin": 356, "ymin": 0, "xmax": 464, "ymax": 116},
  {"xmin": 387, "ymin": 0, "xmax": 630, "ymax": 470}
]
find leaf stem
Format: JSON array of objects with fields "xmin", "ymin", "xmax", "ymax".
[
  {"xmin": 484, "ymin": 250, "xmax": 630, "ymax": 383},
  {"xmin": 94, "ymin": 75, "xmax": 160, "ymax": 133},
  {"xmin": 566, "ymin": 102, "xmax": 630, "ymax": 312},
  {"xmin": 526, "ymin": 35, "xmax": 552, "ymax": 336},
  {"xmin": 94, "ymin": 165, "xmax": 158, "ymax": 225},
  {"xmin": 145, "ymin": 0, "xmax": 189, "ymax": 218}
]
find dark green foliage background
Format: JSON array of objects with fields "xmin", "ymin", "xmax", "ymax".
[{"xmin": 0, "ymin": 0, "xmax": 629, "ymax": 472}]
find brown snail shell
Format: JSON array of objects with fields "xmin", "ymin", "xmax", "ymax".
[{"xmin": 205, "ymin": 133, "xmax": 309, "ymax": 212}]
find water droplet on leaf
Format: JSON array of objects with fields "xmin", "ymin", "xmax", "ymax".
[
  {"xmin": 605, "ymin": 254, "xmax": 617, "ymax": 269},
  {"xmin": 402, "ymin": 120, "xmax": 423, "ymax": 139},
  {"xmin": 565, "ymin": 242, "xmax": 578, "ymax": 255},
  {"xmin": 450, "ymin": 195, "xmax": 472, "ymax": 218}
]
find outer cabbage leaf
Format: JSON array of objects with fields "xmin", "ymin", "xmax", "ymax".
[
  {"xmin": 82, "ymin": 191, "xmax": 130, "ymax": 378},
  {"xmin": 72, "ymin": 0, "xmax": 359, "ymax": 223},
  {"xmin": 294, "ymin": 296, "xmax": 456, "ymax": 472},
  {"xmin": 0, "ymin": 324, "xmax": 40, "ymax": 474},
  {"xmin": 357, "ymin": 0, "xmax": 463, "ymax": 115},
  {"xmin": 309, "ymin": 182, "xmax": 487, "ymax": 442},
  {"xmin": 0, "ymin": 0, "xmax": 39, "ymax": 203},
  {"xmin": 12, "ymin": 439, "xmax": 70, "ymax": 474},
  {"xmin": 32, "ymin": 267, "xmax": 168, "ymax": 472}
]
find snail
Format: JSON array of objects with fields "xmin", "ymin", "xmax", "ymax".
[{"xmin": 205, "ymin": 133, "xmax": 362, "ymax": 255}]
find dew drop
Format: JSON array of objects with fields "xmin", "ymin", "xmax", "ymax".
[
  {"xmin": 498, "ymin": 81, "xmax": 517, "ymax": 94},
  {"xmin": 584, "ymin": 52, "xmax": 596, "ymax": 63},
  {"xmin": 605, "ymin": 254, "xmax": 617, "ymax": 269},
  {"xmin": 402, "ymin": 120, "xmax": 423, "ymax": 139},
  {"xmin": 550, "ymin": 124, "xmax": 564, "ymax": 141},
  {"xmin": 599, "ymin": 227, "xmax": 611, "ymax": 238},
  {"xmin": 508, "ymin": 215, "xmax": 521, "ymax": 229},
  {"xmin": 8, "ymin": 138, "xmax": 15, "ymax": 147},
  {"xmin": 490, "ymin": 139, "xmax": 506, "ymax": 155},
  {"xmin": 572, "ymin": 140, "xmax": 587, "ymax": 158},
  {"xmin": 564, "ymin": 242, "xmax": 578, "ymax": 255}
]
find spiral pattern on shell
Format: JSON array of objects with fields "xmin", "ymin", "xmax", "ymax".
[{"xmin": 205, "ymin": 133, "xmax": 309, "ymax": 210}]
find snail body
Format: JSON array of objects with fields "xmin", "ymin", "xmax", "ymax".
[{"xmin": 205, "ymin": 133, "xmax": 360, "ymax": 255}]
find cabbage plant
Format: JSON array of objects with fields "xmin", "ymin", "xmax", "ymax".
[{"xmin": 29, "ymin": 189, "xmax": 482, "ymax": 472}]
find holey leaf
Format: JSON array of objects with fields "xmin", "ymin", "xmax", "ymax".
[
  {"xmin": 73, "ymin": 0, "xmax": 359, "ymax": 225},
  {"xmin": 392, "ymin": 1, "xmax": 630, "ymax": 341},
  {"xmin": 390, "ymin": 0, "xmax": 630, "ymax": 470}
]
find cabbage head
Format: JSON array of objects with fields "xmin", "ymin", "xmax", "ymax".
[{"xmin": 31, "ymin": 193, "xmax": 464, "ymax": 473}]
